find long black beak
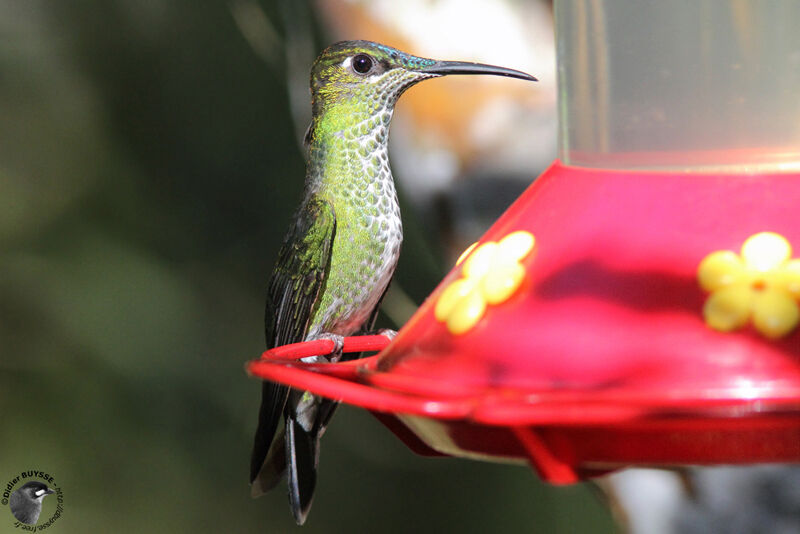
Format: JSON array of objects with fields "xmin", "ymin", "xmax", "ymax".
[{"xmin": 422, "ymin": 60, "xmax": 537, "ymax": 82}]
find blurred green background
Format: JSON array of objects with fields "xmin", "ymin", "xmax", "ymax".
[{"xmin": 0, "ymin": 0, "xmax": 613, "ymax": 532}]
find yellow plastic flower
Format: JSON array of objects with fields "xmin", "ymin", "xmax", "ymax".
[
  {"xmin": 435, "ymin": 231, "xmax": 535, "ymax": 335},
  {"xmin": 698, "ymin": 231, "xmax": 800, "ymax": 339}
]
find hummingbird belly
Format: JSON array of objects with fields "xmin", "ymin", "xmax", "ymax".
[{"xmin": 307, "ymin": 193, "xmax": 402, "ymax": 340}]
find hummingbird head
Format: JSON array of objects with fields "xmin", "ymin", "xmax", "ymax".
[{"xmin": 308, "ymin": 40, "xmax": 536, "ymax": 135}]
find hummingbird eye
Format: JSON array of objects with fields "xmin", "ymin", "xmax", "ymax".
[{"xmin": 351, "ymin": 54, "xmax": 374, "ymax": 74}]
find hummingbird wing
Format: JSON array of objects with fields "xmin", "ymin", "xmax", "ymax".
[
  {"xmin": 250, "ymin": 197, "xmax": 336, "ymax": 494},
  {"xmin": 267, "ymin": 197, "xmax": 337, "ymax": 348}
]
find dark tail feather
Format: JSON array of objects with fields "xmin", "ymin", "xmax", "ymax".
[
  {"xmin": 286, "ymin": 416, "xmax": 318, "ymax": 525},
  {"xmin": 250, "ymin": 424, "xmax": 287, "ymax": 497},
  {"xmin": 250, "ymin": 381, "xmax": 289, "ymax": 493},
  {"xmin": 315, "ymin": 398, "xmax": 340, "ymax": 438}
]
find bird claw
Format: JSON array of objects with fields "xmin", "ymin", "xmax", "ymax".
[
  {"xmin": 315, "ymin": 333, "xmax": 345, "ymax": 362},
  {"xmin": 376, "ymin": 328, "xmax": 398, "ymax": 342}
]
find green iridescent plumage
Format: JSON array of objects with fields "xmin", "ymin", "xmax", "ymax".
[{"xmin": 250, "ymin": 40, "xmax": 536, "ymax": 526}]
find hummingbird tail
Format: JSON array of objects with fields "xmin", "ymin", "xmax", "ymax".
[
  {"xmin": 250, "ymin": 424, "xmax": 287, "ymax": 497},
  {"xmin": 250, "ymin": 381, "xmax": 289, "ymax": 496},
  {"xmin": 286, "ymin": 416, "xmax": 319, "ymax": 526}
]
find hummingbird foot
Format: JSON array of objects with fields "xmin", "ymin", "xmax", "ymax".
[
  {"xmin": 376, "ymin": 328, "xmax": 398, "ymax": 342},
  {"xmin": 311, "ymin": 333, "xmax": 345, "ymax": 362},
  {"xmin": 362, "ymin": 328, "xmax": 397, "ymax": 341}
]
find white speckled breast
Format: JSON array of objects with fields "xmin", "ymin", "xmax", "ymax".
[{"xmin": 303, "ymin": 69, "xmax": 433, "ymax": 339}]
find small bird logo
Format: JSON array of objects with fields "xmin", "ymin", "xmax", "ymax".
[
  {"xmin": 249, "ymin": 40, "xmax": 536, "ymax": 525},
  {"xmin": 9, "ymin": 481, "xmax": 55, "ymax": 525}
]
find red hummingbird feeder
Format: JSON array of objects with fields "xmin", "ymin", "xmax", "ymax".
[{"xmin": 248, "ymin": 1, "xmax": 800, "ymax": 483}]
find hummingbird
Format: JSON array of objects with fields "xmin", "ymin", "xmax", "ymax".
[{"xmin": 250, "ymin": 40, "xmax": 536, "ymax": 524}]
